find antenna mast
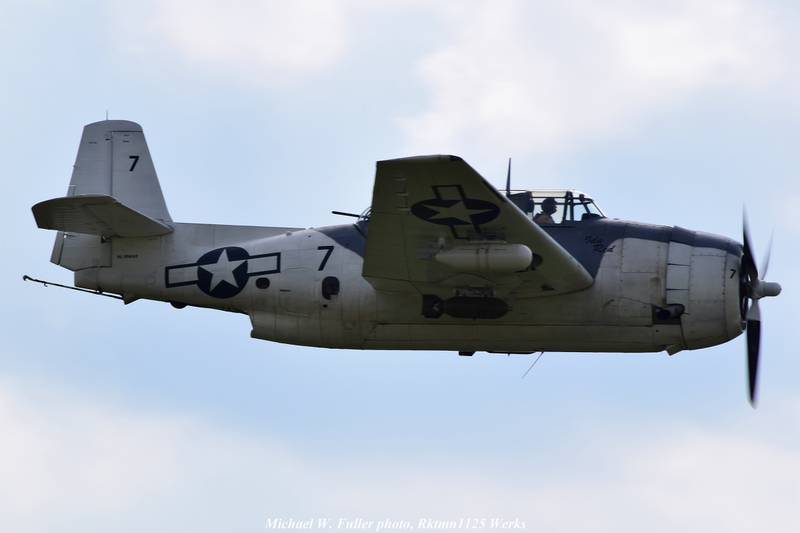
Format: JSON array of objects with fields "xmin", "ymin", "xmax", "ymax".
[{"xmin": 505, "ymin": 158, "xmax": 512, "ymax": 197}]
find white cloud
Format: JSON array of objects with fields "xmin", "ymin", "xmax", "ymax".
[
  {"xmin": 2, "ymin": 377, "xmax": 798, "ymax": 532},
  {"xmin": 0, "ymin": 377, "xmax": 304, "ymax": 531},
  {"xmin": 113, "ymin": 0, "xmax": 353, "ymax": 86},
  {"xmin": 107, "ymin": 0, "xmax": 790, "ymax": 151},
  {"xmin": 401, "ymin": 0, "xmax": 787, "ymax": 154},
  {"xmin": 0, "ymin": 383, "xmax": 184, "ymax": 518}
]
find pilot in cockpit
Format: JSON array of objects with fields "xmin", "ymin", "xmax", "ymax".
[{"xmin": 533, "ymin": 197, "xmax": 557, "ymax": 225}]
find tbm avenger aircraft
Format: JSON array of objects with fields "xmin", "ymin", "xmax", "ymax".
[{"xmin": 30, "ymin": 120, "xmax": 782, "ymax": 404}]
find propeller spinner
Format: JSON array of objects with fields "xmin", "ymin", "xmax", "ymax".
[{"xmin": 740, "ymin": 216, "xmax": 782, "ymax": 406}]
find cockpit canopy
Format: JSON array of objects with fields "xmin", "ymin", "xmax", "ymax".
[{"xmin": 507, "ymin": 190, "xmax": 605, "ymax": 225}]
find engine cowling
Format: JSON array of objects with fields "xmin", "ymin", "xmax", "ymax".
[{"xmin": 666, "ymin": 230, "xmax": 743, "ymax": 350}]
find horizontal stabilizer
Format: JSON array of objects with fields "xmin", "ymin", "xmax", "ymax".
[{"xmin": 32, "ymin": 194, "xmax": 173, "ymax": 238}]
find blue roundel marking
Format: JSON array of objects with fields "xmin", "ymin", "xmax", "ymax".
[
  {"xmin": 411, "ymin": 197, "xmax": 499, "ymax": 228},
  {"xmin": 196, "ymin": 246, "xmax": 250, "ymax": 298},
  {"xmin": 165, "ymin": 246, "xmax": 281, "ymax": 299}
]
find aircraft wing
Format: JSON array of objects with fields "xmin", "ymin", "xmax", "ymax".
[{"xmin": 363, "ymin": 155, "xmax": 593, "ymax": 297}]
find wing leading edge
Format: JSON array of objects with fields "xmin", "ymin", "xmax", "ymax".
[{"xmin": 363, "ymin": 155, "xmax": 593, "ymax": 297}]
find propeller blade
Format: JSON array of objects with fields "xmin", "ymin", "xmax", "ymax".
[
  {"xmin": 742, "ymin": 212, "xmax": 759, "ymax": 282},
  {"xmin": 746, "ymin": 298, "xmax": 761, "ymax": 321},
  {"xmin": 747, "ymin": 318, "xmax": 761, "ymax": 406},
  {"xmin": 740, "ymin": 212, "xmax": 779, "ymax": 406}
]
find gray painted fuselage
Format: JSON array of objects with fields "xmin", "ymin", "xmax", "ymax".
[{"xmin": 74, "ymin": 217, "xmax": 744, "ymax": 354}]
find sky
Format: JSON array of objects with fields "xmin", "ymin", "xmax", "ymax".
[{"xmin": 1, "ymin": 0, "xmax": 799, "ymax": 531}]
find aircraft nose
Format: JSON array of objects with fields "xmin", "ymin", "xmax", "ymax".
[{"xmin": 669, "ymin": 229, "xmax": 743, "ymax": 349}]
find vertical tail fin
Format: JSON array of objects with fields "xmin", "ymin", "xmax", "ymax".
[
  {"xmin": 49, "ymin": 120, "xmax": 172, "ymax": 270},
  {"xmin": 67, "ymin": 120, "xmax": 172, "ymax": 222}
]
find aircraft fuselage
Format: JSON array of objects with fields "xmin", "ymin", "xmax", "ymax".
[{"xmin": 73, "ymin": 218, "xmax": 743, "ymax": 355}]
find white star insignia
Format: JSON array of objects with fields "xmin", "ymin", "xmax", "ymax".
[{"xmin": 199, "ymin": 249, "xmax": 246, "ymax": 291}]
